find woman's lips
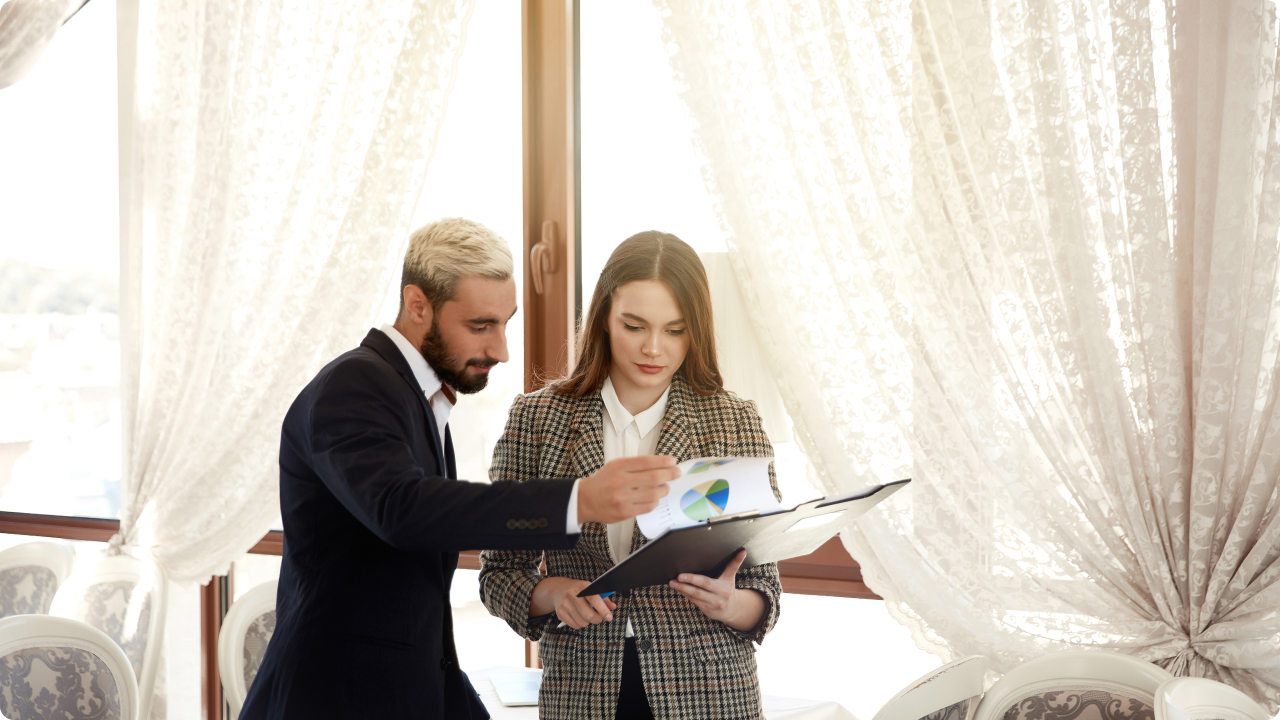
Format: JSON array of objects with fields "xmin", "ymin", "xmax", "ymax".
[{"xmin": 636, "ymin": 363, "xmax": 664, "ymax": 375}]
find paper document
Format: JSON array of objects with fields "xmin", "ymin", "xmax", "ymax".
[{"xmin": 635, "ymin": 456, "xmax": 781, "ymax": 539}]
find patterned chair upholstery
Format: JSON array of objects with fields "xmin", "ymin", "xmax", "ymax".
[
  {"xmin": 51, "ymin": 554, "xmax": 167, "ymax": 720},
  {"xmin": 0, "ymin": 614, "xmax": 138, "ymax": 720},
  {"xmin": 0, "ymin": 542, "xmax": 74, "ymax": 619},
  {"xmin": 1154, "ymin": 677, "xmax": 1271, "ymax": 720},
  {"xmin": 218, "ymin": 580, "xmax": 278, "ymax": 718},
  {"xmin": 974, "ymin": 651, "xmax": 1175, "ymax": 720},
  {"xmin": 874, "ymin": 656, "xmax": 989, "ymax": 720}
]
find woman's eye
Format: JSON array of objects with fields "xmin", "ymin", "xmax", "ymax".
[
  {"xmin": 623, "ymin": 323, "xmax": 642, "ymax": 332},
  {"xmin": 668, "ymin": 328, "xmax": 686, "ymax": 336}
]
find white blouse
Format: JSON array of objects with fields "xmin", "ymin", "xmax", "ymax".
[{"xmin": 599, "ymin": 376, "xmax": 671, "ymax": 636}]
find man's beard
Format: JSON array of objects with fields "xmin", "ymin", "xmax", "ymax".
[{"xmin": 420, "ymin": 322, "xmax": 497, "ymax": 395}]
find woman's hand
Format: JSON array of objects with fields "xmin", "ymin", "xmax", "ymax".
[
  {"xmin": 668, "ymin": 549, "xmax": 766, "ymax": 632},
  {"xmin": 530, "ymin": 576, "xmax": 617, "ymax": 629}
]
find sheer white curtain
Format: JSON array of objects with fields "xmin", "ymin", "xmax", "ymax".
[
  {"xmin": 659, "ymin": 0, "xmax": 1280, "ymax": 708},
  {"xmin": 115, "ymin": 0, "xmax": 474, "ymax": 584},
  {"xmin": 0, "ymin": 0, "xmax": 84, "ymax": 88}
]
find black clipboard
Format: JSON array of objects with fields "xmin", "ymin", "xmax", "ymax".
[{"xmin": 578, "ymin": 479, "xmax": 910, "ymax": 597}]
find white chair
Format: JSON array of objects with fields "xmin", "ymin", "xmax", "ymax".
[
  {"xmin": 0, "ymin": 541, "xmax": 74, "ymax": 618},
  {"xmin": 874, "ymin": 656, "xmax": 990, "ymax": 720},
  {"xmin": 0, "ymin": 614, "xmax": 139, "ymax": 720},
  {"xmin": 51, "ymin": 553, "xmax": 167, "ymax": 720},
  {"xmin": 1155, "ymin": 677, "xmax": 1271, "ymax": 720},
  {"xmin": 973, "ymin": 651, "xmax": 1174, "ymax": 720},
  {"xmin": 218, "ymin": 580, "xmax": 278, "ymax": 718}
]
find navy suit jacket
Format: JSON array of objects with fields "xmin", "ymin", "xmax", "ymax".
[{"xmin": 240, "ymin": 329, "xmax": 579, "ymax": 719}]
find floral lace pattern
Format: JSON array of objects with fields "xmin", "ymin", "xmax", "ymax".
[
  {"xmin": 0, "ymin": 646, "xmax": 122, "ymax": 720},
  {"xmin": 114, "ymin": 0, "xmax": 477, "ymax": 585},
  {"xmin": 0, "ymin": 0, "xmax": 84, "ymax": 88},
  {"xmin": 922, "ymin": 698, "xmax": 971, "ymax": 720},
  {"xmin": 241, "ymin": 610, "xmax": 275, "ymax": 689},
  {"xmin": 75, "ymin": 582, "xmax": 150, "ymax": 682},
  {"xmin": 0, "ymin": 567, "xmax": 57, "ymax": 618},
  {"xmin": 1000, "ymin": 690, "xmax": 1154, "ymax": 720},
  {"xmin": 657, "ymin": 0, "xmax": 1280, "ymax": 710}
]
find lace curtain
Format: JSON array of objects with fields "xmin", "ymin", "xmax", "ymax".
[
  {"xmin": 658, "ymin": 0, "xmax": 1280, "ymax": 708},
  {"xmin": 116, "ymin": 0, "xmax": 475, "ymax": 584},
  {"xmin": 0, "ymin": 0, "xmax": 85, "ymax": 88}
]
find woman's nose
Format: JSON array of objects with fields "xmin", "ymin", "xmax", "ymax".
[{"xmin": 642, "ymin": 334, "xmax": 661, "ymax": 356}]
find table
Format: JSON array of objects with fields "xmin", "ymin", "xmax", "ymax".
[{"xmin": 469, "ymin": 666, "xmax": 857, "ymax": 720}]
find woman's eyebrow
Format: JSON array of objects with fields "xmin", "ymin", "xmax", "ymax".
[{"xmin": 620, "ymin": 311, "xmax": 685, "ymax": 326}]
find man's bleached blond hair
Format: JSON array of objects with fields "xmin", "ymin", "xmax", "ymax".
[{"xmin": 399, "ymin": 217, "xmax": 514, "ymax": 315}]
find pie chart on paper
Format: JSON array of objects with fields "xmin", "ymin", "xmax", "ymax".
[
  {"xmin": 680, "ymin": 479, "xmax": 731, "ymax": 522},
  {"xmin": 688, "ymin": 459, "xmax": 733, "ymax": 475}
]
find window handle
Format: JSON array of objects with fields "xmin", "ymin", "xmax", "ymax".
[{"xmin": 531, "ymin": 220, "xmax": 559, "ymax": 295}]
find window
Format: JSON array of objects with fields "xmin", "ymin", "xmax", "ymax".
[{"xmin": 0, "ymin": 0, "xmax": 121, "ymax": 519}]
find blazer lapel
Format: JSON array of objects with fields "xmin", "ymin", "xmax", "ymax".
[
  {"xmin": 360, "ymin": 329, "xmax": 448, "ymax": 477},
  {"xmin": 631, "ymin": 377, "xmax": 699, "ymax": 553},
  {"xmin": 566, "ymin": 393, "xmax": 615, "ymax": 567}
]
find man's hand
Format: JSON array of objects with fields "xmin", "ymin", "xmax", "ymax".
[
  {"xmin": 578, "ymin": 455, "xmax": 679, "ymax": 525},
  {"xmin": 668, "ymin": 549, "xmax": 766, "ymax": 632},
  {"xmin": 529, "ymin": 577, "xmax": 616, "ymax": 629}
]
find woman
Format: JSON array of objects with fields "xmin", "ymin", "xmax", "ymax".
[{"xmin": 479, "ymin": 231, "xmax": 781, "ymax": 720}]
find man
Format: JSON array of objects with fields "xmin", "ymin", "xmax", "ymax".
[{"xmin": 241, "ymin": 218, "xmax": 679, "ymax": 719}]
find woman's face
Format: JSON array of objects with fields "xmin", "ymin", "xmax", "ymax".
[{"xmin": 607, "ymin": 279, "xmax": 690, "ymax": 396}]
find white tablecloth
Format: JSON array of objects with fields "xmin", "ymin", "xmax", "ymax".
[{"xmin": 468, "ymin": 666, "xmax": 857, "ymax": 720}]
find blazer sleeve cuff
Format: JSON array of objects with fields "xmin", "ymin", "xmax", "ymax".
[
  {"xmin": 734, "ymin": 566, "xmax": 782, "ymax": 644},
  {"xmin": 480, "ymin": 558, "xmax": 550, "ymax": 642}
]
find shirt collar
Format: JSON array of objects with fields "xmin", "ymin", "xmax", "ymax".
[
  {"xmin": 600, "ymin": 376, "xmax": 669, "ymax": 439},
  {"xmin": 381, "ymin": 324, "xmax": 449, "ymax": 405}
]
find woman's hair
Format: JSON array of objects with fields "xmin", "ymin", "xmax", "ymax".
[
  {"xmin": 559, "ymin": 231, "xmax": 723, "ymax": 397},
  {"xmin": 399, "ymin": 217, "xmax": 513, "ymax": 314}
]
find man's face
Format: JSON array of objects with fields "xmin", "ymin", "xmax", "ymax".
[{"xmin": 420, "ymin": 276, "xmax": 517, "ymax": 394}]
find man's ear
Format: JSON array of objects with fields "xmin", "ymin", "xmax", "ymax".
[{"xmin": 401, "ymin": 284, "xmax": 433, "ymax": 329}]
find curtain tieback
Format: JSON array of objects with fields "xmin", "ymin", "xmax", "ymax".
[
  {"xmin": 106, "ymin": 532, "xmax": 126, "ymax": 556},
  {"xmin": 1167, "ymin": 643, "xmax": 1199, "ymax": 677}
]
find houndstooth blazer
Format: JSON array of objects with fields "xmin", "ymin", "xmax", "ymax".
[{"xmin": 479, "ymin": 375, "xmax": 782, "ymax": 720}]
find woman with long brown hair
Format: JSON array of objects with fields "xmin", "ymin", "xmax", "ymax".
[{"xmin": 479, "ymin": 231, "xmax": 781, "ymax": 720}]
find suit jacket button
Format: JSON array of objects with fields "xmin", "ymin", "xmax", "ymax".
[
  {"xmin": 537, "ymin": 517, "xmax": 548, "ymax": 528},
  {"xmin": 638, "ymin": 639, "xmax": 653, "ymax": 652},
  {"xmin": 506, "ymin": 519, "xmax": 517, "ymax": 530},
  {"xmin": 518, "ymin": 519, "xmax": 529, "ymax": 529}
]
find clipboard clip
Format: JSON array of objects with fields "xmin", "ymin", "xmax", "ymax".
[{"xmin": 707, "ymin": 510, "xmax": 760, "ymax": 525}]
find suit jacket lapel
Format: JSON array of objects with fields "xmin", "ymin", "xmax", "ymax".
[
  {"xmin": 360, "ymin": 329, "xmax": 448, "ymax": 477},
  {"xmin": 631, "ymin": 376, "xmax": 699, "ymax": 553}
]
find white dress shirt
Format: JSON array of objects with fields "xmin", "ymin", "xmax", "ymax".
[
  {"xmin": 599, "ymin": 376, "xmax": 670, "ymax": 637},
  {"xmin": 380, "ymin": 324, "xmax": 582, "ymax": 534},
  {"xmin": 381, "ymin": 324, "xmax": 453, "ymax": 447}
]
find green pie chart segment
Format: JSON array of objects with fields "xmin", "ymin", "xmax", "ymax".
[{"xmin": 681, "ymin": 479, "xmax": 731, "ymax": 521}]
